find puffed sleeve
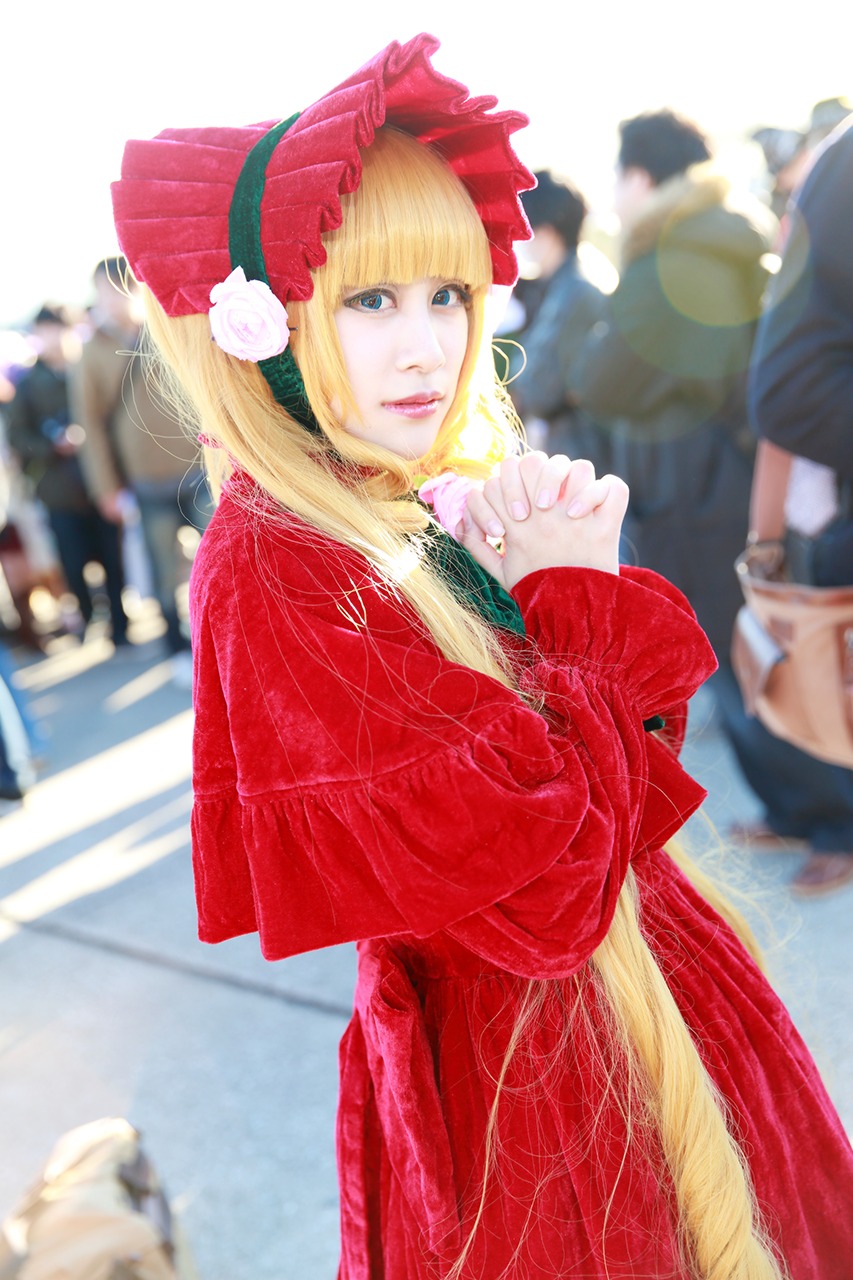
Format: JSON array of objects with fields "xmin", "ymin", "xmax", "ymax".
[
  {"xmin": 190, "ymin": 502, "xmax": 716, "ymax": 976},
  {"xmin": 446, "ymin": 565, "xmax": 714, "ymax": 975}
]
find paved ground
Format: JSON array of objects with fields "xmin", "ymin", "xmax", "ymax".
[{"xmin": 0, "ymin": 615, "xmax": 851, "ymax": 1280}]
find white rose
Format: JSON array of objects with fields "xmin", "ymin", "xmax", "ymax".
[{"xmin": 209, "ymin": 266, "xmax": 289, "ymax": 361}]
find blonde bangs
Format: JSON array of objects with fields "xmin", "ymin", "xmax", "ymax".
[
  {"xmin": 319, "ymin": 127, "xmax": 492, "ymax": 300},
  {"xmin": 293, "ymin": 125, "xmax": 508, "ymax": 476}
]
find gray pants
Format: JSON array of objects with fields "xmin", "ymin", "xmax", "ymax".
[{"xmin": 134, "ymin": 470, "xmax": 213, "ymax": 654}]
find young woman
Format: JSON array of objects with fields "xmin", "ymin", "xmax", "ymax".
[{"xmin": 112, "ymin": 34, "xmax": 853, "ymax": 1280}]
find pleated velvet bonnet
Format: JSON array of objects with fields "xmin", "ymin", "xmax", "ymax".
[{"xmin": 111, "ymin": 33, "xmax": 534, "ymax": 430}]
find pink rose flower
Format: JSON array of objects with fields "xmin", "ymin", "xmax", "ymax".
[
  {"xmin": 209, "ymin": 267, "xmax": 290, "ymax": 361},
  {"xmin": 418, "ymin": 473, "xmax": 474, "ymax": 540}
]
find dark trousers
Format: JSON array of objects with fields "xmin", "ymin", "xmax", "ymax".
[
  {"xmin": 135, "ymin": 471, "xmax": 212, "ymax": 655},
  {"xmin": 48, "ymin": 508, "xmax": 129, "ymax": 642},
  {"xmin": 710, "ymin": 661, "xmax": 853, "ymax": 853},
  {"xmin": 0, "ymin": 724, "xmax": 18, "ymax": 793}
]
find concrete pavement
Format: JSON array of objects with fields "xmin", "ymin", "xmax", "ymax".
[{"xmin": 0, "ymin": 617, "xmax": 850, "ymax": 1280}]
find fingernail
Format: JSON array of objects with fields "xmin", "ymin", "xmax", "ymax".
[
  {"xmin": 510, "ymin": 502, "xmax": 528, "ymax": 520},
  {"xmin": 535, "ymin": 491, "xmax": 553, "ymax": 510},
  {"xmin": 567, "ymin": 499, "xmax": 585, "ymax": 517},
  {"xmin": 487, "ymin": 519, "xmax": 506, "ymax": 538}
]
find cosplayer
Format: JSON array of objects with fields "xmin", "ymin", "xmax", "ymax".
[{"xmin": 112, "ymin": 34, "xmax": 853, "ymax": 1280}]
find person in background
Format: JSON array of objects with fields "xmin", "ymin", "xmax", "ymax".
[
  {"xmin": 752, "ymin": 96, "xmax": 852, "ymax": 241},
  {"xmin": 0, "ymin": 647, "xmax": 36, "ymax": 802},
  {"xmin": 71, "ymin": 258, "xmax": 211, "ymax": 685},
  {"xmin": 751, "ymin": 125, "xmax": 809, "ymax": 222},
  {"xmin": 566, "ymin": 108, "xmax": 776, "ymax": 661},
  {"xmin": 0, "ymin": 450, "xmax": 41, "ymax": 801},
  {"xmin": 509, "ymin": 171, "xmax": 610, "ymax": 470},
  {"xmin": 0, "ymin": 357, "xmax": 68, "ymax": 650},
  {"xmin": 561, "ymin": 109, "xmax": 853, "ymax": 892},
  {"xmin": 7, "ymin": 304, "xmax": 130, "ymax": 646},
  {"xmin": 747, "ymin": 116, "xmax": 853, "ymax": 896}
]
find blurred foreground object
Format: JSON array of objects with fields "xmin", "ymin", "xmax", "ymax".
[{"xmin": 0, "ymin": 1117, "xmax": 197, "ymax": 1280}]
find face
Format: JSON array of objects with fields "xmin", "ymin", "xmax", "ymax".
[
  {"xmin": 515, "ymin": 224, "xmax": 566, "ymax": 281},
  {"xmin": 94, "ymin": 271, "xmax": 142, "ymax": 330},
  {"xmin": 613, "ymin": 165, "xmax": 655, "ymax": 230},
  {"xmin": 332, "ymin": 277, "xmax": 470, "ymax": 459},
  {"xmin": 33, "ymin": 321, "xmax": 67, "ymax": 362}
]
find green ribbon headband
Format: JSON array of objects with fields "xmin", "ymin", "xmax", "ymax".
[{"xmin": 228, "ymin": 113, "xmax": 322, "ymax": 437}]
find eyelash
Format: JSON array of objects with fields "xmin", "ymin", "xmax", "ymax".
[
  {"xmin": 343, "ymin": 284, "xmax": 472, "ymax": 311},
  {"xmin": 435, "ymin": 284, "xmax": 472, "ymax": 308},
  {"xmin": 344, "ymin": 289, "xmax": 390, "ymax": 312}
]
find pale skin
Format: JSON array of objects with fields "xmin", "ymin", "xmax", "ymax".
[
  {"xmin": 332, "ymin": 274, "xmax": 629, "ymax": 589},
  {"xmin": 459, "ymin": 452, "xmax": 629, "ymax": 591}
]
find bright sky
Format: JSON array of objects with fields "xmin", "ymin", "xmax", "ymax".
[{"xmin": 3, "ymin": 0, "xmax": 850, "ymax": 330}]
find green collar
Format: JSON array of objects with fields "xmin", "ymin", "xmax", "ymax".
[{"xmin": 417, "ymin": 519, "xmax": 526, "ymax": 639}]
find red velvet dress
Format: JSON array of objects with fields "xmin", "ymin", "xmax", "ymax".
[{"xmin": 189, "ymin": 480, "xmax": 853, "ymax": 1278}]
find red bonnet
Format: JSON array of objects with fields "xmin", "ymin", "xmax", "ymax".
[{"xmin": 111, "ymin": 33, "xmax": 534, "ymax": 318}]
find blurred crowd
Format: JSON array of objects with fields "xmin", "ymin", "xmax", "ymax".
[
  {"xmin": 1, "ymin": 94, "xmax": 852, "ymax": 897},
  {"xmin": 0, "ymin": 257, "xmax": 212, "ymax": 799},
  {"xmin": 505, "ymin": 93, "xmax": 853, "ymax": 896}
]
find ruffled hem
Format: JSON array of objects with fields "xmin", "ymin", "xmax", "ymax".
[
  {"xmin": 191, "ymin": 795, "xmax": 257, "ymax": 943},
  {"xmin": 191, "ymin": 696, "xmax": 584, "ymax": 961},
  {"xmin": 335, "ymin": 856, "xmax": 853, "ymax": 1278}
]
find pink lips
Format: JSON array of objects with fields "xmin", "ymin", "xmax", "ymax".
[{"xmin": 383, "ymin": 393, "xmax": 442, "ymax": 419}]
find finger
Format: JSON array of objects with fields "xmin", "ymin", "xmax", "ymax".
[
  {"xmin": 481, "ymin": 474, "xmax": 514, "ymax": 533},
  {"xmin": 566, "ymin": 474, "xmax": 615, "ymax": 519},
  {"xmin": 566, "ymin": 474, "xmax": 629, "ymax": 520},
  {"xmin": 596, "ymin": 474, "xmax": 630, "ymax": 521},
  {"xmin": 495, "ymin": 454, "xmax": 532, "ymax": 522},
  {"xmin": 521, "ymin": 452, "xmax": 572, "ymax": 511},
  {"xmin": 457, "ymin": 508, "xmax": 508, "ymax": 583},
  {"xmin": 466, "ymin": 486, "xmax": 508, "ymax": 541},
  {"xmin": 562, "ymin": 458, "xmax": 597, "ymax": 510}
]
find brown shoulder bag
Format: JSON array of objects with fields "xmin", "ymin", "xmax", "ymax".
[{"xmin": 733, "ymin": 542, "xmax": 853, "ymax": 769}]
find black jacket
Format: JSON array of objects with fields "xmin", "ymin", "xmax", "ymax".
[
  {"xmin": 510, "ymin": 254, "xmax": 610, "ymax": 468},
  {"xmin": 7, "ymin": 360, "xmax": 92, "ymax": 514},
  {"xmin": 749, "ymin": 119, "xmax": 853, "ymax": 478},
  {"xmin": 566, "ymin": 167, "xmax": 776, "ymax": 657}
]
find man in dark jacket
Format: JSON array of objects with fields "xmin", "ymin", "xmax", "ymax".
[
  {"xmin": 750, "ymin": 118, "xmax": 853, "ymax": 479},
  {"xmin": 510, "ymin": 172, "xmax": 609, "ymax": 469},
  {"xmin": 7, "ymin": 306, "xmax": 129, "ymax": 645},
  {"xmin": 745, "ymin": 118, "xmax": 853, "ymax": 895},
  {"xmin": 72, "ymin": 258, "xmax": 211, "ymax": 685},
  {"xmin": 567, "ymin": 109, "xmax": 776, "ymax": 658}
]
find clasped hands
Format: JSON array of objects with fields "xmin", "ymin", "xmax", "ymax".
[{"xmin": 458, "ymin": 452, "xmax": 629, "ymax": 591}]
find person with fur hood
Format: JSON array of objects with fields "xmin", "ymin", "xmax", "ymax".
[
  {"xmin": 563, "ymin": 113, "xmax": 853, "ymax": 883},
  {"xmin": 567, "ymin": 109, "xmax": 776, "ymax": 660}
]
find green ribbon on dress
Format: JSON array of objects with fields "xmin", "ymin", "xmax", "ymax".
[{"xmin": 418, "ymin": 519, "xmax": 526, "ymax": 639}]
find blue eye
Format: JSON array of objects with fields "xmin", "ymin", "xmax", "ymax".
[
  {"xmin": 344, "ymin": 289, "xmax": 390, "ymax": 312},
  {"xmin": 433, "ymin": 285, "xmax": 471, "ymax": 307}
]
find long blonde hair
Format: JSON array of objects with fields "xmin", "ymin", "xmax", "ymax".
[{"xmin": 143, "ymin": 126, "xmax": 785, "ymax": 1280}]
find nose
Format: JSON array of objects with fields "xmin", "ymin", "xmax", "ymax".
[{"xmin": 396, "ymin": 302, "xmax": 446, "ymax": 374}]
